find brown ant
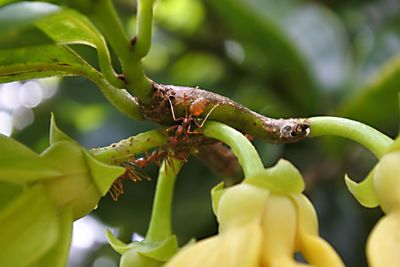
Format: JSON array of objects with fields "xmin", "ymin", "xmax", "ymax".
[
  {"xmin": 109, "ymin": 149, "xmax": 173, "ymax": 201},
  {"xmin": 167, "ymin": 94, "xmax": 219, "ymax": 143}
]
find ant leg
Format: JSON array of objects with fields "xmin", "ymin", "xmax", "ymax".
[
  {"xmin": 183, "ymin": 94, "xmax": 189, "ymax": 117},
  {"xmin": 166, "ymin": 124, "xmax": 179, "ymax": 133},
  {"xmin": 195, "ymin": 104, "xmax": 220, "ymax": 128},
  {"xmin": 168, "ymin": 97, "xmax": 182, "ymax": 122}
]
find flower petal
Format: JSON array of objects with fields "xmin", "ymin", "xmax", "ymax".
[
  {"xmin": 367, "ymin": 211, "xmax": 400, "ymax": 267},
  {"xmin": 374, "ymin": 152, "xmax": 400, "ymax": 213},
  {"xmin": 261, "ymin": 193, "xmax": 299, "ymax": 266},
  {"xmin": 165, "ymin": 220, "xmax": 263, "ymax": 267}
]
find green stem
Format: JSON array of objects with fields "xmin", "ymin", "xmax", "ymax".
[
  {"xmin": 202, "ymin": 121, "xmax": 264, "ymax": 178},
  {"xmin": 308, "ymin": 116, "xmax": 393, "ymax": 158},
  {"xmin": 91, "ymin": 0, "xmax": 153, "ymax": 104},
  {"xmin": 134, "ymin": 0, "xmax": 154, "ymax": 59},
  {"xmin": 145, "ymin": 159, "xmax": 184, "ymax": 242},
  {"xmin": 89, "ymin": 129, "xmax": 167, "ymax": 164}
]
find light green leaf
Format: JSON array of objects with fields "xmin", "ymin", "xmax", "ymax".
[
  {"xmin": 138, "ymin": 235, "xmax": 179, "ymax": 262},
  {"xmin": 107, "ymin": 229, "xmax": 131, "ymax": 254},
  {"xmin": 344, "ymin": 170, "xmax": 380, "ymax": 208},
  {"xmin": 83, "ymin": 150, "xmax": 125, "ymax": 196},
  {"xmin": 33, "ymin": 206, "xmax": 73, "ymax": 267},
  {"xmin": 0, "ymin": 181, "xmax": 23, "ymax": 209},
  {"xmin": 0, "ymin": 134, "xmax": 62, "ymax": 183},
  {"xmin": 245, "ymin": 159, "xmax": 305, "ymax": 194},
  {"xmin": 50, "ymin": 112, "xmax": 74, "ymax": 144},
  {"xmin": 0, "ymin": 185, "xmax": 59, "ymax": 267}
]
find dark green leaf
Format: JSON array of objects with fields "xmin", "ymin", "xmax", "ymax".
[{"xmin": 337, "ymin": 56, "xmax": 400, "ymax": 131}]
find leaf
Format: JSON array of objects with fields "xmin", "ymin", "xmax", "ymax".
[
  {"xmin": 204, "ymin": 0, "xmax": 318, "ymax": 114},
  {"xmin": 0, "ymin": 185, "xmax": 59, "ymax": 267},
  {"xmin": 107, "ymin": 229, "xmax": 130, "ymax": 254},
  {"xmin": 0, "ymin": 2, "xmax": 60, "ymax": 48},
  {"xmin": 344, "ymin": 170, "xmax": 380, "ymax": 208},
  {"xmin": 0, "ymin": 44, "xmax": 93, "ymax": 83},
  {"xmin": 338, "ymin": 55, "xmax": 400, "ymax": 130},
  {"xmin": 50, "ymin": 112, "xmax": 74, "ymax": 144},
  {"xmin": 35, "ymin": 8, "xmax": 121, "ymax": 86},
  {"xmin": 245, "ymin": 159, "xmax": 305, "ymax": 194},
  {"xmin": 33, "ymin": 206, "xmax": 73, "ymax": 267},
  {"xmin": 0, "ymin": 181, "xmax": 23, "ymax": 210}
]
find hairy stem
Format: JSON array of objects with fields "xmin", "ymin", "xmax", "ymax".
[
  {"xmin": 89, "ymin": 129, "xmax": 167, "ymax": 164},
  {"xmin": 203, "ymin": 121, "xmax": 264, "ymax": 177},
  {"xmin": 308, "ymin": 116, "xmax": 393, "ymax": 158},
  {"xmin": 145, "ymin": 159, "xmax": 183, "ymax": 242}
]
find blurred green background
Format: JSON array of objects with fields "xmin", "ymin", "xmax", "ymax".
[{"xmin": 2, "ymin": 0, "xmax": 400, "ymax": 266}]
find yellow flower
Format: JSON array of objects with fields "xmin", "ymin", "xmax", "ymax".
[
  {"xmin": 345, "ymin": 137, "xmax": 400, "ymax": 266},
  {"xmin": 165, "ymin": 160, "xmax": 343, "ymax": 267}
]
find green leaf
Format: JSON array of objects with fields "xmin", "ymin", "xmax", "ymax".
[
  {"xmin": 0, "ymin": 185, "xmax": 59, "ymax": 267},
  {"xmin": 33, "ymin": 206, "xmax": 73, "ymax": 267},
  {"xmin": 0, "ymin": 2, "xmax": 60, "ymax": 48},
  {"xmin": 0, "ymin": 134, "xmax": 62, "ymax": 183},
  {"xmin": 338, "ymin": 56, "xmax": 400, "ymax": 130},
  {"xmin": 83, "ymin": 150, "xmax": 125, "ymax": 196},
  {"xmin": 138, "ymin": 235, "xmax": 179, "ymax": 262},
  {"xmin": 0, "ymin": 44, "xmax": 93, "ymax": 83},
  {"xmin": 245, "ymin": 159, "xmax": 305, "ymax": 194},
  {"xmin": 35, "ymin": 8, "xmax": 121, "ymax": 87},
  {"xmin": 345, "ymin": 170, "xmax": 380, "ymax": 208},
  {"xmin": 0, "ymin": 181, "xmax": 23, "ymax": 209},
  {"xmin": 107, "ymin": 229, "xmax": 130, "ymax": 254},
  {"xmin": 204, "ymin": 0, "xmax": 318, "ymax": 114},
  {"xmin": 50, "ymin": 113, "xmax": 74, "ymax": 144}
]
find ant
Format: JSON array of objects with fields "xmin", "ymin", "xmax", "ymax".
[
  {"xmin": 109, "ymin": 149, "xmax": 173, "ymax": 201},
  {"xmin": 167, "ymin": 94, "xmax": 219, "ymax": 143}
]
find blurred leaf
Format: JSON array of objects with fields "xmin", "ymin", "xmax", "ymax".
[
  {"xmin": 338, "ymin": 55, "xmax": 400, "ymax": 131},
  {"xmin": 0, "ymin": 181, "xmax": 23, "ymax": 209},
  {"xmin": 205, "ymin": 0, "xmax": 318, "ymax": 114},
  {"xmin": 33, "ymin": 206, "xmax": 73, "ymax": 267},
  {"xmin": 0, "ymin": 185, "xmax": 59, "ymax": 267},
  {"xmin": 0, "ymin": 2, "xmax": 60, "ymax": 48}
]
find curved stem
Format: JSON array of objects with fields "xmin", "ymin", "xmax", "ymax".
[
  {"xmin": 308, "ymin": 116, "xmax": 393, "ymax": 158},
  {"xmin": 134, "ymin": 0, "xmax": 154, "ymax": 59},
  {"xmin": 145, "ymin": 159, "xmax": 184, "ymax": 242},
  {"xmin": 91, "ymin": 0, "xmax": 153, "ymax": 104},
  {"xmin": 89, "ymin": 129, "xmax": 168, "ymax": 164},
  {"xmin": 202, "ymin": 121, "xmax": 264, "ymax": 178}
]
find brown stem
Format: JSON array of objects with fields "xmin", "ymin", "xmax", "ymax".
[{"xmin": 140, "ymin": 82, "xmax": 310, "ymax": 143}]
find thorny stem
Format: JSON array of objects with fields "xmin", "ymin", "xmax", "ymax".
[
  {"xmin": 145, "ymin": 159, "xmax": 184, "ymax": 242},
  {"xmin": 89, "ymin": 129, "xmax": 168, "ymax": 164},
  {"xmin": 203, "ymin": 121, "xmax": 264, "ymax": 178},
  {"xmin": 308, "ymin": 116, "xmax": 393, "ymax": 158},
  {"xmin": 91, "ymin": 0, "xmax": 152, "ymax": 104}
]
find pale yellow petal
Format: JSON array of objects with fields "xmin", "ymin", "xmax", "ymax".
[
  {"xmin": 165, "ymin": 219, "xmax": 263, "ymax": 267},
  {"xmin": 367, "ymin": 211, "xmax": 400, "ymax": 267},
  {"xmin": 261, "ymin": 193, "xmax": 298, "ymax": 266},
  {"xmin": 292, "ymin": 194, "xmax": 344, "ymax": 267},
  {"xmin": 298, "ymin": 232, "xmax": 344, "ymax": 267},
  {"xmin": 374, "ymin": 152, "xmax": 400, "ymax": 213},
  {"xmin": 217, "ymin": 183, "xmax": 269, "ymax": 231}
]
